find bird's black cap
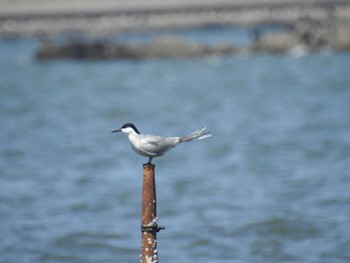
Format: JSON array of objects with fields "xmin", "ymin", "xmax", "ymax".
[{"xmin": 112, "ymin": 123, "xmax": 140, "ymax": 134}]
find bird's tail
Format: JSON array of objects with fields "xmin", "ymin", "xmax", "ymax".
[{"xmin": 178, "ymin": 127, "xmax": 212, "ymax": 143}]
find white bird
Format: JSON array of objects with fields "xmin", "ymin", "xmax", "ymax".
[{"xmin": 112, "ymin": 123, "xmax": 212, "ymax": 164}]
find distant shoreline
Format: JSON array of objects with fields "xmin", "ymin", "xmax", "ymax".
[
  {"xmin": 0, "ymin": 0, "xmax": 347, "ymax": 19},
  {"xmin": 1, "ymin": 0, "xmax": 350, "ymax": 38}
]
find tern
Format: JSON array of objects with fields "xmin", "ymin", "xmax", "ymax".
[{"xmin": 112, "ymin": 123, "xmax": 211, "ymax": 164}]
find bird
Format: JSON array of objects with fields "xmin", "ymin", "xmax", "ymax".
[{"xmin": 112, "ymin": 123, "xmax": 211, "ymax": 164}]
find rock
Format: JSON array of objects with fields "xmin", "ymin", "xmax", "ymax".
[
  {"xmin": 247, "ymin": 31, "xmax": 300, "ymax": 53},
  {"xmin": 247, "ymin": 19, "xmax": 350, "ymax": 53},
  {"xmin": 36, "ymin": 35, "xmax": 235, "ymax": 60},
  {"xmin": 37, "ymin": 41, "xmax": 106, "ymax": 59},
  {"xmin": 329, "ymin": 21, "xmax": 350, "ymax": 51},
  {"xmin": 143, "ymin": 35, "xmax": 234, "ymax": 58}
]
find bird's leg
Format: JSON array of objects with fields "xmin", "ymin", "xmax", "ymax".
[{"xmin": 147, "ymin": 157, "xmax": 153, "ymax": 164}]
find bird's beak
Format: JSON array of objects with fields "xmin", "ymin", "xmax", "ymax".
[{"xmin": 111, "ymin": 129, "xmax": 121, "ymax": 133}]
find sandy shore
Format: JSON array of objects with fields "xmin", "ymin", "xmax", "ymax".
[{"xmin": 0, "ymin": 0, "xmax": 349, "ymax": 38}]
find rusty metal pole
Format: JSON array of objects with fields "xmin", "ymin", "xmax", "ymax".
[{"xmin": 141, "ymin": 163, "xmax": 164, "ymax": 263}]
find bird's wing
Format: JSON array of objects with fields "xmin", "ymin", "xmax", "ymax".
[
  {"xmin": 140, "ymin": 136, "xmax": 160, "ymax": 146},
  {"xmin": 139, "ymin": 136, "xmax": 178, "ymax": 156},
  {"xmin": 138, "ymin": 136, "xmax": 162, "ymax": 155}
]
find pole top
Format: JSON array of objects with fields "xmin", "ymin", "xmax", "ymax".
[{"xmin": 143, "ymin": 163, "xmax": 155, "ymax": 168}]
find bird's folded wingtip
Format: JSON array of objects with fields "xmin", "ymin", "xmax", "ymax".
[{"xmin": 198, "ymin": 132, "xmax": 212, "ymax": 140}]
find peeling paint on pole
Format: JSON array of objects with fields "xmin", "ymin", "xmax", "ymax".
[{"xmin": 141, "ymin": 163, "xmax": 163, "ymax": 263}]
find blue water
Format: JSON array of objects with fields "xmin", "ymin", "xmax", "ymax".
[{"xmin": 1, "ymin": 32, "xmax": 350, "ymax": 263}]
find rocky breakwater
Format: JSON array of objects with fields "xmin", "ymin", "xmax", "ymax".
[
  {"xmin": 36, "ymin": 20, "xmax": 350, "ymax": 60},
  {"xmin": 32, "ymin": 0, "xmax": 350, "ymax": 59},
  {"xmin": 36, "ymin": 35, "xmax": 235, "ymax": 60}
]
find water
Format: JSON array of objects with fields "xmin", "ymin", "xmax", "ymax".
[{"xmin": 1, "ymin": 30, "xmax": 350, "ymax": 263}]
